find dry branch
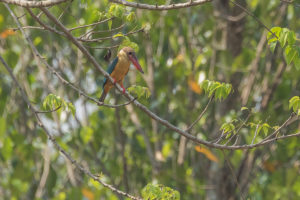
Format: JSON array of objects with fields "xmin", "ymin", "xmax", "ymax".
[
  {"xmin": 109, "ymin": 0, "xmax": 212, "ymax": 10},
  {"xmin": 0, "ymin": 0, "xmax": 69, "ymax": 7}
]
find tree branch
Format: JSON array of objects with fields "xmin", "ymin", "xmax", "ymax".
[
  {"xmin": 38, "ymin": 7, "xmax": 300, "ymax": 150},
  {"xmin": 109, "ymin": 0, "xmax": 212, "ymax": 10},
  {"xmin": 0, "ymin": 0, "xmax": 70, "ymax": 7},
  {"xmin": 0, "ymin": 53, "xmax": 142, "ymax": 200},
  {"xmin": 68, "ymin": 17, "xmax": 114, "ymax": 32}
]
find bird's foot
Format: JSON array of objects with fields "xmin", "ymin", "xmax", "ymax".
[
  {"xmin": 122, "ymin": 86, "xmax": 126, "ymax": 94},
  {"xmin": 113, "ymin": 78, "xmax": 117, "ymax": 84}
]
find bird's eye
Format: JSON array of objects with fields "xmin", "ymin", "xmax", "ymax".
[{"xmin": 129, "ymin": 52, "xmax": 132, "ymax": 55}]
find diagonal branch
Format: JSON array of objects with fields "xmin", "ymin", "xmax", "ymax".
[
  {"xmin": 38, "ymin": 7, "xmax": 300, "ymax": 150},
  {"xmin": 109, "ymin": 0, "xmax": 212, "ymax": 10},
  {"xmin": 0, "ymin": 0, "xmax": 70, "ymax": 7},
  {"xmin": 0, "ymin": 53, "xmax": 142, "ymax": 200}
]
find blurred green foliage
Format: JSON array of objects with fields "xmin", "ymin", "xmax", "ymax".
[{"xmin": 0, "ymin": 0, "xmax": 299, "ymax": 199}]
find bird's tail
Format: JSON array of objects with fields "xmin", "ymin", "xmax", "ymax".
[{"xmin": 99, "ymin": 91, "xmax": 107, "ymax": 102}]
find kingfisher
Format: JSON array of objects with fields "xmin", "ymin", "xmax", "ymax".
[{"xmin": 99, "ymin": 47, "xmax": 144, "ymax": 102}]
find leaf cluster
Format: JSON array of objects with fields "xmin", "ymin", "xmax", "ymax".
[
  {"xmin": 127, "ymin": 85, "xmax": 151, "ymax": 99},
  {"xmin": 201, "ymin": 80, "xmax": 232, "ymax": 101},
  {"xmin": 141, "ymin": 184, "xmax": 180, "ymax": 200},
  {"xmin": 267, "ymin": 27, "xmax": 300, "ymax": 68},
  {"xmin": 42, "ymin": 93, "xmax": 75, "ymax": 116}
]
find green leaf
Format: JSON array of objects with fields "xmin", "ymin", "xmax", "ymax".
[
  {"xmin": 289, "ymin": 96, "xmax": 300, "ymax": 115},
  {"xmin": 128, "ymin": 85, "xmax": 151, "ymax": 99},
  {"xmin": 262, "ymin": 123, "xmax": 270, "ymax": 135},
  {"xmin": 108, "ymin": 20, "xmax": 112, "ymax": 30},
  {"xmin": 2, "ymin": 137, "xmax": 13, "ymax": 161},
  {"xmin": 0, "ymin": 117, "xmax": 6, "ymax": 139},
  {"xmin": 126, "ymin": 12, "xmax": 136, "ymax": 22},
  {"xmin": 285, "ymin": 45, "xmax": 297, "ymax": 65},
  {"xmin": 119, "ymin": 37, "xmax": 139, "ymax": 52},
  {"xmin": 287, "ymin": 31, "xmax": 296, "ymax": 45},
  {"xmin": 241, "ymin": 107, "xmax": 248, "ymax": 111},
  {"xmin": 67, "ymin": 102, "xmax": 76, "ymax": 116},
  {"xmin": 141, "ymin": 183, "xmax": 180, "ymax": 200},
  {"xmin": 269, "ymin": 41, "xmax": 277, "ymax": 53},
  {"xmin": 279, "ymin": 28, "xmax": 289, "ymax": 48},
  {"xmin": 80, "ymin": 126, "xmax": 94, "ymax": 144},
  {"xmin": 42, "ymin": 94, "xmax": 76, "ymax": 117},
  {"xmin": 267, "ymin": 27, "xmax": 281, "ymax": 44},
  {"xmin": 201, "ymin": 80, "xmax": 232, "ymax": 100},
  {"xmin": 113, "ymin": 32, "xmax": 124, "ymax": 38},
  {"xmin": 220, "ymin": 122, "xmax": 235, "ymax": 134},
  {"xmin": 108, "ymin": 4, "xmax": 125, "ymax": 18}
]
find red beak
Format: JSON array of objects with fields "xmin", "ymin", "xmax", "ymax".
[{"xmin": 129, "ymin": 54, "xmax": 144, "ymax": 74}]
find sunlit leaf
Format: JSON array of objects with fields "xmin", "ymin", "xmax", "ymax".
[
  {"xmin": 127, "ymin": 85, "xmax": 151, "ymax": 99},
  {"xmin": 241, "ymin": 107, "xmax": 248, "ymax": 111},
  {"xmin": 142, "ymin": 183, "xmax": 180, "ymax": 200},
  {"xmin": 81, "ymin": 188, "xmax": 94, "ymax": 200},
  {"xmin": 289, "ymin": 96, "xmax": 300, "ymax": 115},
  {"xmin": 195, "ymin": 146, "xmax": 219, "ymax": 163},
  {"xmin": 188, "ymin": 76, "xmax": 202, "ymax": 94},
  {"xmin": 112, "ymin": 32, "xmax": 124, "ymax": 38},
  {"xmin": 0, "ymin": 29, "xmax": 16, "ymax": 38}
]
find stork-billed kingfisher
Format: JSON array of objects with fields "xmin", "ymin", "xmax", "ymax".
[{"xmin": 99, "ymin": 47, "xmax": 144, "ymax": 102}]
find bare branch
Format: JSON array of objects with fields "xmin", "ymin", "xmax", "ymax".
[
  {"xmin": 12, "ymin": 26, "xmax": 45, "ymax": 31},
  {"xmin": 109, "ymin": 0, "xmax": 212, "ymax": 10},
  {"xmin": 84, "ymin": 44, "xmax": 119, "ymax": 49},
  {"xmin": 68, "ymin": 17, "xmax": 114, "ymax": 32},
  {"xmin": 27, "ymin": 8, "xmax": 65, "ymax": 36},
  {"xmin": 79, "ymin": 27, "xmax": 144, "ymax": 43},
  {"xmin": 97, "ymin": 97, "xmax": 138, "ymax": 108},
  {"xmin": 0, "ymin": 0, "xmax": 70, "ymax": 8}
]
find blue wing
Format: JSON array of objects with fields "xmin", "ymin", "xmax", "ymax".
[{"xmin": 103, "ymin": 57, "xmax": 118, "ymax": 88}]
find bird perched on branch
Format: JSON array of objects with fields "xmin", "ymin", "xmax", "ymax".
[{"xmin": 99, "ymin": 47, "xmax": 144, "ymax": 102}]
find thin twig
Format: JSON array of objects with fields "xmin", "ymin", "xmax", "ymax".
[
  {"xmin": 230, "ymin": 0, "xmax": 277, "ymax": 39},
  {"xmin": 97, "ymin": 97, "xmax": 138, "ymax": 108},
  {"xmin": 186, "ymin": 95, "xmax": 214, "ymax": 132},
  {"xmin": 12, "ymin": 26, "xmax": 45, "ymax": 31},
  {"xmin": 109, "ymin": 0, "xmax": 212, "ymax": 10},
  {"xmin": 257, "ymin": 113, "xmax": 295, "ymax": 144},
  {"xmin": 222, "ymin": 150, "xmax": 245, "ymax": 200},
  {"xmin": 251, "ymin": 124, "xmax": 259, "ymax": 145},
  {"xmin": 0, "ymin": 0, "xmax": 70, "ymax": 7},
  {"xmin": 57, "ymin": 0, "xmax": 73, "ymax": 21},
  {"xmin": 84, "ymin": 44, "xmax": 119, "ymax": 49},
  {"xmin": 79, "ymin": 27, "xmax": 144, "ymax": 43},
  {"xmin": 68, "ymin": 17, "xmax": 114, "ymax": 32},
  {"xmin": 26, "ymin": 8, "xmax": 65, "ymax": 36}
]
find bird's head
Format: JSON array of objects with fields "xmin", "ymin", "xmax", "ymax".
[{"xmin": 120, "ymin": 47, "xmax": 144, "ymax": 74}]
